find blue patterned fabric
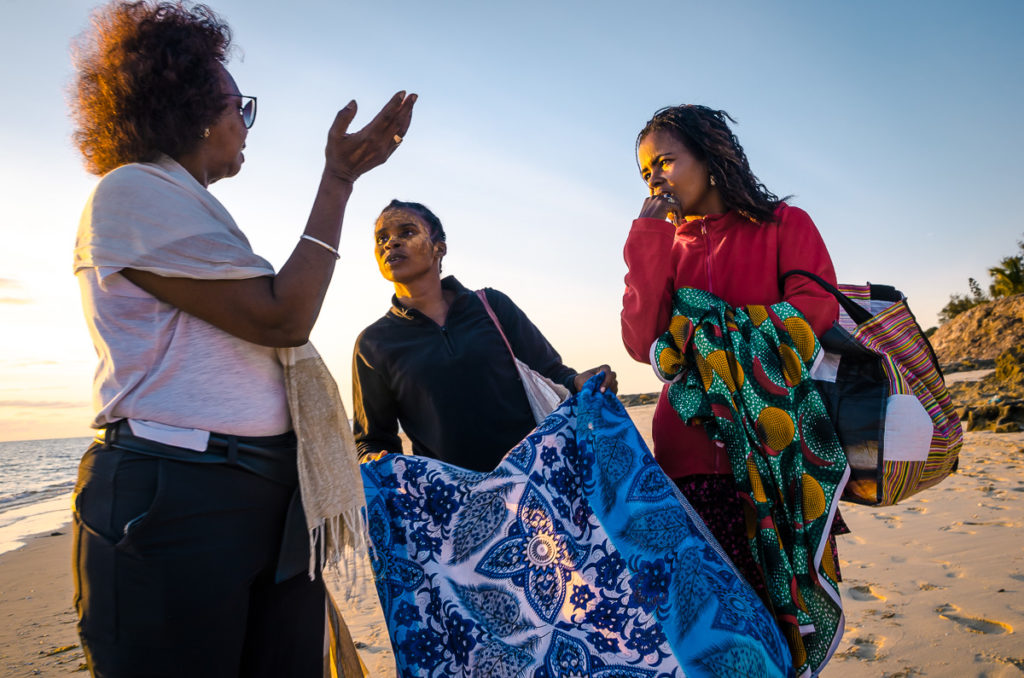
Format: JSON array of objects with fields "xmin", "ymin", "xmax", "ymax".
[{"xmin": 361, "ymin": 378, "xmax": 794, "ymax": 677}]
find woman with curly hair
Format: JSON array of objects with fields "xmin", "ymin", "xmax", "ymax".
[
  {"xmin": 621, "ymin": 105, "xmax": 847, "ymax": 673},
  {"xmin": 68, "ymin": 1, "xmax": 414, "ymax": 675}
]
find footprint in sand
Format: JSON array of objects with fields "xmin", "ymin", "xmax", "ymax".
[
  {"xmin": 848, "ymin": 584, "xmax": 886, "ymax": 602},
  {"xmin": 935, "ymin": 603, "xmax": 1013, "ymax": 635},
  {"xmin": 1009, "ymin": 573, "xmax": 1024, "ymax": 583},
  {"xmin": 985, "ymin": 654, "xmax": 1024, "ymax": 671},
  {"xmin": 935, "ymin": 561, "xmax": 965, "ymax": 579},
  {"xmin": 962, "ymin": 520, "xmax": 1019, "ymax": 528},
  {"xmin": 838, "ymin": 634, "xmax": 885, "ymax": 661},
  {"xmin": 874, "ymin": 514, "xmax": 901, "ymax": 528},
  {"xmin": 978, "ymin": 484, "xmax": 1008, "ymax": 498},
  {"xmin": 881, "ymin": 666, "xmax": 924, "ymax": 677},
  {"xmin": 938, "ymin": 522, "xmax": 977, "ymax": 534},
  {"xmin": 902, "ymin": 505, "xmax": 927, "ymax": 514}
]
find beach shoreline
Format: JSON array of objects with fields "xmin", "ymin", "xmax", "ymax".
[
  {"xmin": 2, "ymin": 411, "xmax": 1022, "ymax": 676},
  {"xmin": 0, "ymin": 528, "xmax": 82, "ymax": 677}
]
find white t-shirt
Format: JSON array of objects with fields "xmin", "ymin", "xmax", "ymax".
[{"xmin": 74, "ymin": 158, "xmax": 290, "ymax": 436}]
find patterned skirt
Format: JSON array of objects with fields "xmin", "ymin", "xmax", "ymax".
[{"xmin": 674, "ymin": 474, "xmax": 848, "ymax": 606}]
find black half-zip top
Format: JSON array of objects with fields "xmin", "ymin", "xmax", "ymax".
[
  {"xmin": 389, "ymin": 287, "xmax": 471, "ymax": 357},
  {"xmin": 353, "ymin": 275, "xmax": 579, "ymax": 471}
]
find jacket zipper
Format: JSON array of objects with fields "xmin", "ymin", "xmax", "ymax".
[
  {"xmin": 701, "ymin": 220, "xmax": 714, "ymax": 295},
  {"xmin": 440, "ymin": 326, "xmax": 454, "ymax": 355},
  {"xmin": 701, "ymin": 218, "xmax": 724, "ymax": 473}
]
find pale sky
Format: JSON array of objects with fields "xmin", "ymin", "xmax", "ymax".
[{"xmin": 1, "ymin": 0, "xmax": 1021, "ymax": 441}]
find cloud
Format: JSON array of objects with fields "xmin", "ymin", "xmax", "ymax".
[
  {"xmin": 0, "ymin": 400, "xmax": 89, "ymax": 409},
  {"xmin": 0, "ymin": 296, "xmax": 31, "ymax": 305},
  {"xmin": 0, "ymin": 278, "xmax": 19, "ymax": 288}
]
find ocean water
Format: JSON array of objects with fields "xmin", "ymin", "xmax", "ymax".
[{"xmin": 0, "ymin": 436, "xmax": 90, "ymax": 556}]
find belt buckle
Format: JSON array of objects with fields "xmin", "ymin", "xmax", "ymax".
[{"xmin": 94, "ymin": 422, "xmax": 121, "ymax": 446}]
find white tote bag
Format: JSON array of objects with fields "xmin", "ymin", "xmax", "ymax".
[{"xmin": 475, "ymin": 290, "xmax": 570, "ymax": 424}]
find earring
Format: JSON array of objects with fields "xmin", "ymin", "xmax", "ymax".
[
  {"xmin": 710, "ymin": 175, "xmax": 717, "ymax": 187},
  {"xmin": 202, "ymin": 128, "xmax": 210, "ymax": 139}
]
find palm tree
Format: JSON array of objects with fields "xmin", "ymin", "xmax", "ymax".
[{"xmin": 988, "ymin": 254, "xmax": 1024, "ymax": 298}]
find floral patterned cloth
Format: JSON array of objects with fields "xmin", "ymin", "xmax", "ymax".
[
  {"xmin": 361, "ymin": 378, "xmax": 793, "ymax": 677},
  {"xmin": 652, "ymin": 288, "xmax": 849, "ymax": 677}
]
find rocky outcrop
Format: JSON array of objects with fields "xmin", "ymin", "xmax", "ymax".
[
  {"xmin": 947, "ymin": 345, "xmax": 1024, "ymax": 433},
  {"xmin": 928, "ymin": 295, "xmax": 1024, "ymax": 432},
  {"xmin": 930, "ymin": 294, "xmax": 1024, "ymax": 364},
  {"xmin": 618, "ymin": 392, "xmax": 659, "ymax": 408}
]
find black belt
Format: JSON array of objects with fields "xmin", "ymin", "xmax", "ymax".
[
  {"xmin": 98, "ymin": 421, "xmax": 311, "ymax": 581},
  {"xmin": 99, "ymin": 421, "xmax": 298, "ymax": 487}
]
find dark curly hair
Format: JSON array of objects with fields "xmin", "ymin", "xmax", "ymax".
[
  {"xmin": 637, "ymin": 105, "xmax": 788, "ymax": 223},
  {"xmin": 70, "ymin": 1, "xmax": 232, "ymax": 175}
]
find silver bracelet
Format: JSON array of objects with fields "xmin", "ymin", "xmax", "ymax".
[{"xmin": 300, "ymin": 234, "xmax": 340, "ymax": 260}]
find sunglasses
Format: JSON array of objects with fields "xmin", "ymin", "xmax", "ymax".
[{"xmin": 225, "ymin": 93, "xmax": 257, "ymax": 129}]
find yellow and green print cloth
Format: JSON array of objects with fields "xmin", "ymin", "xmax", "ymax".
[{"xmin": 653, "ymin": 287, "xmax": 850, "ymax": 677}]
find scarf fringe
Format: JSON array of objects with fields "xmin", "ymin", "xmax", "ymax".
[{"xmin": 309, "ymin": 507, "xmax": 368, "ymax": 600}]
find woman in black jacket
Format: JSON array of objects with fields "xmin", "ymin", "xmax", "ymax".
[{"xmin": 353, "ymin": 200, "xmax": 616, "ymax": 472}]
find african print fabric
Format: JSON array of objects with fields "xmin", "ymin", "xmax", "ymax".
[
  {"xmin": 361, "ymin": 378, "xmax": 793, "ymax": 677},
  {"xmin": 652, "ymin": 288, "xmax": 849, "ymax": 677}
]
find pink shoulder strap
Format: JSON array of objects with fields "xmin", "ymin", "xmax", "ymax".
[{"xmin": 475, "ymin": 289, "xmax": 517, "ymax": 361}]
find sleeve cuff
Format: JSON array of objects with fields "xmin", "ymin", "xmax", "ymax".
[{"xmin": 631, "ymin": 217, "xmax": 676, "ymax": 234}]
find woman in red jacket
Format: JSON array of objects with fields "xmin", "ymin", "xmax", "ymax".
[{"xmin": 621, "ymin": 104, "xmax": 843, "ymax": 601}]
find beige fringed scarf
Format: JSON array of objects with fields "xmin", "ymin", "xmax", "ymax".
[
  {"xmin": 279, "ymin": 343, "xmax": 365, "ymax": 579},
  {"xmin": 74, "ymin": 155, "xmax": 367, "ymax": 586}
]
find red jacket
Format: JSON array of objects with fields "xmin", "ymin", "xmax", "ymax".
[{"xmin": 621, "ymin": 203, "xmax": 839, "ymax": 478}]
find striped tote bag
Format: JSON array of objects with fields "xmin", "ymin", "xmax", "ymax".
[{"xmin": 783, "ymin": 270, "xmax": 963, "ymax": 505}]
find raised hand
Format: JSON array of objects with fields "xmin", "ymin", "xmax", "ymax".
[
  {"xmin": 638, "ymin": 193, "xmax": 680, "ymax": 226},
  {"xmin": 324, "ymin": 91, "xmax": 417, "ymax": 183}
]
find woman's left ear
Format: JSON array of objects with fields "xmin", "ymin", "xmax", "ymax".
[{"xmin": 435, "ymin": 242, "xmax": 447, "ymax": 258}]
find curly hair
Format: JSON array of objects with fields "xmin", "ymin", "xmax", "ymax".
[
  {"xmin": 636, "ymin": 105, "xmax": 788, "ymax": 223},
  {"xmin": 69, "ymin": 1, "xmax": 232, "ymax": 175}
]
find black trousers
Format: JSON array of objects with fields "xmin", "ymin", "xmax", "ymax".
[{"xmin": 72, "ymin": 432, "xmax": 325, "ymax": 678}]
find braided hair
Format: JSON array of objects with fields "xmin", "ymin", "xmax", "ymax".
[
  {"xmin": 376, "ymin": 199, "xmax": 447, "ymax": 273},
  {"xmin": 636, "ymin": 105, "xmax": 788, "ymax": 223},
  {"xmin": 377, "ymin": 199, "xmax": 446, "ymax": 243}
]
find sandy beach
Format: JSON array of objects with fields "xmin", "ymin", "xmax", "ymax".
[{"xmin": 2, "ymin": 404, "xmax": 1022, "ymax": 677}]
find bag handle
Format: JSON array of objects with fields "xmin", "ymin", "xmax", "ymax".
[
  {"xmin": 784, "ymin": 270, "xmax": 946, "ymax": 375},
  {"xmin": 781, "ymin": 269, "xmax": 873, "ymax": 325},
  {"xmin": 475, "ymin": 289, "xmax": 518, "ymax": 362}
]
